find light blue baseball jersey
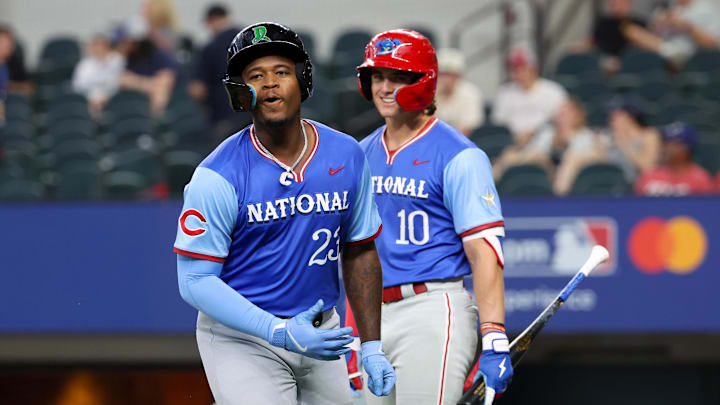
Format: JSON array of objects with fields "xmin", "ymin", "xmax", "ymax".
[
  {"xmin": 360, "ymin": 117, "xmax": 504, "ymax": 288},
  {"xmin": 174, "ymin": 120, "xmax": 382, "ymax": 316}
]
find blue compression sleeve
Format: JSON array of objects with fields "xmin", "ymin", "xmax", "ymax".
[{"xmin": 177, "ymin": 255, "xmax": 278, "ymax": 341}]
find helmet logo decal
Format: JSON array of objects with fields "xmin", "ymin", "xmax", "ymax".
[
  {"xmin": 251, "ymin": 26, "xmax": 271, "ymax": 43},
  {"xmin": 375, "ymin": 38, "xmax": 403, "ymax": 55}
]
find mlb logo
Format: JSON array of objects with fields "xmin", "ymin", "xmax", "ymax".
[{"xmin": 503, "ymin": 217, "xmax": 617, "ymax": 277}]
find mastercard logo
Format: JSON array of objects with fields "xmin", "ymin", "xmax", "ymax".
[{"xmin": 627, "ymin": 216, "xmax": 707, "ymax": 275}]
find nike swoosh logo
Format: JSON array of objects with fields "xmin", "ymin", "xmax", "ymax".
[
  {"xmin": 329, "ymin": 166, "xmax": 345, "ymax": 175},
  {"xmin": 287, "ymin": 330, "xmax": 307, "ymax": 352},
  {"xmin": 498, "ymin": 357, "xmax": 507, "ymax": 377},
  {"xmin": 413, "ymin": 159, "xmax": 430, "ymax": 165}
]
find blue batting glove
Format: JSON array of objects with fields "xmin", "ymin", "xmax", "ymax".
[
  {"xmin": 476, "ymin": 330, "xmax": 513, "ymax": 401},
  {"xmin": 268, "ymin": 299, "xmax": 354, "ymax": 361},
  {"xmin": 361, "ymin": 340, "xmax": 396, "ymax": 396}
]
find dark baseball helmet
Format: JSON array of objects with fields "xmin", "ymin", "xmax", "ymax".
[{"xmin": 223, "ymin": 22, "xmax": 313, "ymax": 111}]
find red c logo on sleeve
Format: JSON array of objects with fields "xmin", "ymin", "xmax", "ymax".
[{"xmin": 180, "ymin": 209, "xmax": 207, "ymax": 236}]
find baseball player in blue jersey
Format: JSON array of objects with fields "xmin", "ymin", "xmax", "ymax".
[
  {"xmin": 345, "ymin": 29, "xmax": 514, "ymax": 405},
  {"xmin": 173, "ymin": 22, "xmax": 395, "ymax": 405}
]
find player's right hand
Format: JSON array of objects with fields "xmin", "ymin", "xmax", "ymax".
[
  {"xmin": 267, "ymin": 299, "xmax": 354, "ymax": 361},
  {"xmin": 361, "ymin": 340, "xmax": 396, "ymax": 396}
]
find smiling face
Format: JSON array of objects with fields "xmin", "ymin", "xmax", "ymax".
[
  {"xmin": 242, "ymin": 54, "xmax": 302, "ymax": 128},
  {"xmin": 370, "ymin": 67, "xmax": 422, "ymax": 118}
]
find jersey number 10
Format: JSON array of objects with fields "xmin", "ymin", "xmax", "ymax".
[{"xmin": 396, "ymin": 209, "xmax": 429, "ymax": 246}]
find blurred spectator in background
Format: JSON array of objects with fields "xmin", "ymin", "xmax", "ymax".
[
  {"xmin": 142, "ymin": 0, "xmax": 179, "ymax": 52},
  {"xmin": 72, "ymin": 32, "xmax": 125, "ymax": 119},
  {"xmin": 635, "ymin": 122, "xmax": 715, "ymax": 196},
  {"xmin": 492, "ymin": 47, "xmax": 567, "ymax": 147},
  {"xmin": 189, "ymin": 4, "xmax": 247, "ymax": 145},
  {"xmin": 0, "ymin": 26, "xmax": 11, "ymax": 125},
  {"xmin": 622, "ymin": 0, "xmax": 720, "ymax": 68},
  {"xmin": 116, "ymin": 16, "xmax": 179, "ymax": 117},
  {"xmin": 0, "ymin": 25, "xmax": 31, "ymax": 97},
  {"xmin": 603, "ymin": 99, "xmax": 660, "ymax": 184},
  {"xmin": 577, "ymin": 0, "xmax": 646, "ymax": 74},
  {"xmin": 492, "ymin": 98, "xmax": 605, "ymax": 196},
  {"xmin": 434, "ymin": 48, "xmax": 484, "ymax": 136}
]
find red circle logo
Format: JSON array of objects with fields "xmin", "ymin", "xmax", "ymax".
[{"xmin": 180, "ymin": 209, "xmax": 207, "ymax": 236}]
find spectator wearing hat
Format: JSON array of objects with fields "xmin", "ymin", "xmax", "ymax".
[
  {"xmin": 603, "ymin": 98, "xmax": 661, "ymax": 183},
  {"xmin": 492, "ymin": 47, "xmax": 568, "ymax": 147},
  {"xmin": 72, "ymin": 32, "xmax": 125, "ymax": 119},
  {"xmin": 434, "ymin": 48, "xmax": 484, "ymax": 136},
  {"xmin": 635, "ymin": 122, "xmax": 715, "ymax": 196},
  {"xmin": 189, "ymin": 4, "xmax": 247, "ymax": 145}
]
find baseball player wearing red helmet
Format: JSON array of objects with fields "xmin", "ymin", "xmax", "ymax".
[{"xmin": 345, "ymin": 29, "xmax": 513, "ymax": 405}]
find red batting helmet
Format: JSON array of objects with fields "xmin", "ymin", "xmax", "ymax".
[{"xmin": 357, "ymin": 29, "xmax": 437, "ymax": 111}]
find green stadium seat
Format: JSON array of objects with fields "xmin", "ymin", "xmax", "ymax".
[
  {"xmin": 165, "ymin": 150, "xmax": 203, "ymax": 196},
  {"xmin": 470, "ymin": 125, "xmax": 512, "ymax": 161},
  {"xmin": 302, "ymin": 84, "xmax": 338, "ymax": 124},
  {"xmin": 497, "ymin": 164, "xmax": 553, "ymax": 196},
  {"xmin": 52, "ymin": 139, "xmax": 102, "ymax": 161},
  {"xmin": 570, "ymin": 81, "xmax": 612, "ymax": 104},
  {"xmin": 684, "ymin": 50, "xmax": 720, "ymax": 73},
  {"xmin": 40, "ymin": 37, "xmax": 81, "ymax": 67},
  {"xmin": 635, "ymin": 80, "xmax": 675, "ymax": 103},
  {"xmin": 570, "ymin": 163, "xmax": 631, "ymax": 196},
  {"xmin": 620, "ymin": 49, "xmax": 666, "ymax": 74},
  {"xmin": 3, "ymin": 120, "xmax": 35, "ymax": 139},
  {"xmin": 0, "ymin": 164, "xmax": 28, "ymax": 183},
  {"xmin": 46, "ymin": 102, "xmax": 91, "ymax": 127},
  {"xmin": 55, "ymin": 165, "xmax": 102, "ymax": 200},
  {"xmin": 0, "ymin": 179, "xmax": 45, "ymax": 201},
  {"xmin": 109, "ymin": 149, "xmax": 164, "ymax": 186},
  {"xmin": 328, "ymin": 29, "xmax": 373, "ymax": 79},
  {"xmin": 47, "ymin": 118, "xmax": 95, "ymax": 138},
  {"xmin": 555, "ymin": 52, "xmax": 600, "ymax": 76},
  {"xmin": 693, "ymin": 134, "xmax": 720, "ymax": 174},
  {"xmin": 5, "ymin": 94, "xmax": 32, "ymax": 121},
  {"xmin": 699, "ymin": 81, "xmax": 720, "ymax": 103},
  {"xmin": 33, "ymin": 62, "xmax": 75, "ymax": 87},
  {"xmin": 103, "ymin": 171, "xmax": 145, "ymax": 200}
]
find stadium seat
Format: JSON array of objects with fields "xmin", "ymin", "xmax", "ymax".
[
  {"xmin": 3, "ymin": 120, "xmax": 35, "ymax": 139},
  {"xmin": 33, "ymin": 62, "xmax": 75, "ymax": 87},
  {"xmin": 107, "ymin": 149, "xmax": 164, "ymax": 186},
  {"xmin": 684, "ymin": 49, "xmax": 720, "ymax": 73},
  {"xmin": 655, "ymin": 102, "xmax": 702, "ymax": 125},
  {"xmin": 570, "ymin": 163, "xmax": 631, "ymax": 196},
  {"xmin": 52, "ymin": 139, "xmax": 102, "ymax": 162},
  {"xmin": 620, "ymin": 49, "xmax": 666, "ymax": 74},
  {"xmin": 635, "ymin": 80, "xmax": 675, "ymax": 103},
  {"xmin": 555, "ymin": 52, "xmax": 600, "ymax": 76},
  {"xmin": 55, "ymin": 165, "xmax": 102, "ymax": 200},
  {"xmin": 46, "ymin": 102, "xmax": 92, "ymax": 128},
  {"xmin": 103, "ymin": 171, "xmax": 145, "ymax": 200},
  {"xmin": 335, "ymin": 88, "xmax": 375, "ymax": 134},
  {"xmin": 328, "ymin": 29, "xmax": 373, "ymax": 79},
  {"xmin": 497, "ymin": 164, "xmax": 553, "ymax": 196},
  {"xmin": 5, "ymin": 94, "xmax": 32, "ymax": 121},
  {"xmin": 0, "ymin": 179, "xmax": 45, "ymax": 201},
  {"xmin": 470, "ymin": 125, "xmax": 512, "ymax": 161},
  {"xmin": 693, "ymin": 134, "xmax": 720, "ymax": 174},
  {"xmin": 295, "ymin": 30, "xmax": 317, "ymax": 61},
  {"xmin": 570, "ymin": 81, "xmax": 612, "ymax": 104},
  {"xmin": 108, "ymin": 117, "xmax": 156, "ymax": 148},
  {"xmin": 699, "ymin": 81, "xmax": 720, "ymax": 103},
  {"xmin": 46, "ymin": 117, "xmax": 95, "ymax": 139},
  {"xmin": 0, "ymin": 164, "xmax": 28, "ymax": 184},
  {"xmin": 39, "ymin": 37, "xmax": 81, "ymax": 67},
  {"xmin": 165, "ymin": 150, "xmax": 203, "ymax": 196},
  {"xmin": 302, "ymin": 84, "xmax": 338, "ymax": 124}
]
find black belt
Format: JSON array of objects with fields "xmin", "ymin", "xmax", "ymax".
[{"xmin": 278, "ymin": 308, "xmax": 334, "ymax": 327}]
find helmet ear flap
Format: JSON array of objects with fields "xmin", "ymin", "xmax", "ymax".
[
  {"xmin": 223, "ymin": 76, "xmax": 257, "ymax": 111},
  {"xmin": 394, "ymin": 70, "xmax": 437, "ymax": 111},
  {"xmin": 357, "ymin": 69, "xmax": 372, "ymax": 101}
]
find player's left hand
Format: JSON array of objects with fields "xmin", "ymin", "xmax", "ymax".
[
  {"xmin": 361, "ymin": 340, "xmax": 395, "ymax": 396},
  {"xmin": 476, "ymin": 330, "xmax": 513, "ymax": 404}
]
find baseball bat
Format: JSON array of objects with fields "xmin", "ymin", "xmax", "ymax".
[{"xmin": 457, "ymin": 245, "xmax": 610, "ymax": 405}]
